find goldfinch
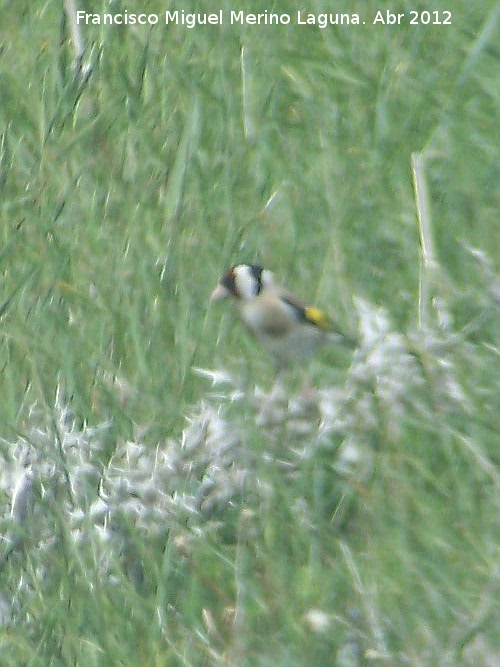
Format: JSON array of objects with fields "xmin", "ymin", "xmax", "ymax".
[{"xmin": 211, "ymin": 264, "xmax": 356, "ymax": 369}]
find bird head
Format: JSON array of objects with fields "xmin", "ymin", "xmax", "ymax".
[{"xmin": 211, "ymin": 264, "xmax": 275, "ymax": 302}]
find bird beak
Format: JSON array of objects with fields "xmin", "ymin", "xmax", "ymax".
[{"xmin": 210, "ymin": 284, "xmax": 230, "ymax": 301}]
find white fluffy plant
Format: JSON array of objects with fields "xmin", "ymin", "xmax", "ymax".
[{"xmin": 0, "ymin": 290, "xmax": 469, "ymax": 596}]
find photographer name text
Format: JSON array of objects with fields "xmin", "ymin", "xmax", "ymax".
[{"xmin": 76, "ymin": 9, "xmax": 452, "ymax": 28}]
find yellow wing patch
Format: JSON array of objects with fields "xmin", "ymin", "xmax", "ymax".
[{"xmin": 303, "ymin": 306, "xmax": 331, "ymax": 330}]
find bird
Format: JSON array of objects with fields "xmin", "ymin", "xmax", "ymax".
[{"xmin": 210, "ymin": 263, "xmax": 356, "ymax": 370}]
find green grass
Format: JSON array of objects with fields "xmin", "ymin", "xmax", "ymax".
[{"xmin": 0, "ymin": 0, "xmax": 499, "ymax": 664}]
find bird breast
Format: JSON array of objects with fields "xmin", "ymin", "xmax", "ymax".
[{"xmin": 239, "ymin": 294, "xmax": 295, "ymax": 337}]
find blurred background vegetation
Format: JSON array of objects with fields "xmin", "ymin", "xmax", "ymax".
[{"xmin": 0, "ymin": 0, "xmax": 499, "ymax": 664}]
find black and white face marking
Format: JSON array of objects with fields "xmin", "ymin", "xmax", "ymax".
[
  {"xmin": 233, "ymin": 264, "xmax": 262, "ymax": 299},
  {"xmin": 231, "ymin": 264, "xmax": 275, "ymax": 300},
  {"xmin": 211, "ymin": 264, "xmax": 275, "ymax": 301}
]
